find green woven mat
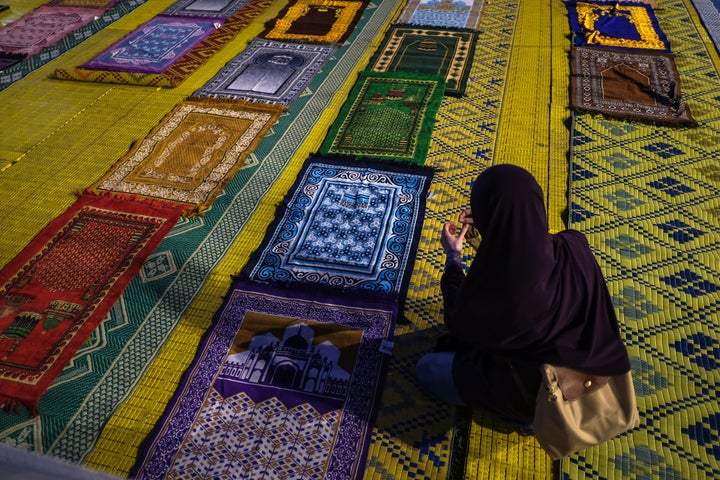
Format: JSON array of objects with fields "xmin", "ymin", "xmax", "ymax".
[{"xmin": 566, "ymin": 0, "xmax": 720, "ymax": 476}]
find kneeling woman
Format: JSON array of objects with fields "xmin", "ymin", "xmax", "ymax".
[{"xmin": 416, "ymin": 164, "xmax": 631, "ymax": 425}]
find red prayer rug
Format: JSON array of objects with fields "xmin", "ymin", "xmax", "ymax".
[
  {"xmin": 0, "ymin": 5, "xmax": 105, "ymax": 57},
  {"xmin": 0, "ymin": 193, "xmax": 184, "ymax": 415}
]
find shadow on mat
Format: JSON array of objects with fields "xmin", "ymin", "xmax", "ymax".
[{"xmin": 370, "ymin": 326, "xmax": 547, "ymax": 478}]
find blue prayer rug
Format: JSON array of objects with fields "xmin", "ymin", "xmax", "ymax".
[
  {"xmin": 567, "ymin": 1, "xmax": 671, "ymax": 52},
  {"xmin": 192, "ymin": 38, "xmax": 336, "ymax": 105},
  {"xmin": 689, "ymin": 0, "xmax": 720, "ymax": 55},
  {"xmin": 397, "ymin": 0, "xmax": 485, "ymax": 29},
  {"xmin": 130, "ymin": 281, "xmax": 396, "ymax": 480},
  {"xmin": 161, "ymin": 0, "xmax": 250, "ymax": 18},
  {"xmin": 244, "ymin": 157, "xmax": 433, "ymax": 303}
]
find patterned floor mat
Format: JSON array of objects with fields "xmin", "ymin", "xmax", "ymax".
[{"xmin": 565, "ymin": 0, "xmax": 720, "ymax": 476}]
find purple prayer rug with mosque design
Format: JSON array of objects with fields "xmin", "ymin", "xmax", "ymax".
[
  {"xmin": 81, "ymin": 15, "xmax": 221, "ymax": 74},
  {"xmin": 243, "ymin": 156, "xmax": 433, "ymax": 303},
  {"xmin": 130, "ymin": 281, "xmax": 396, "ymax": 480}
]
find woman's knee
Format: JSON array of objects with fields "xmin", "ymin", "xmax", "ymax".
[{"xmin": 415, "ymin": 352, "xmax": 465, "ymax": 405}]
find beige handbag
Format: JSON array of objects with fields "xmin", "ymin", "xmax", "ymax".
[{"xmin": 533, "ymin": 364, "xmax": 640, "ymax": 460}]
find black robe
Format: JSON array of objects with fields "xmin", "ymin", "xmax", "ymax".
[{"xmin": 441, "ymin": 165, "xmax": 630, "ymax": 422}]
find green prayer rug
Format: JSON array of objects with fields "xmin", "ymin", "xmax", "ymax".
[
  {"xmin": 319, "ymin": 70, "xmax": 445, "ymax": 164},
  {"xmin": 368, "ymin": 24, "xmax": 477, "ymax": 97}
]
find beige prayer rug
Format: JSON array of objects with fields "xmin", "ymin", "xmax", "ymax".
[
  {"xmin": 92, "ymin": 98, "xmax": 284, "ymax": 215},
  {"xmin": 570, "ymin": 46, "xmax": 696, "ymax": 126}
]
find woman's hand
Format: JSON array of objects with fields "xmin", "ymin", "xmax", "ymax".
[
  {"xmin": 441, "ymin": 221, "xmax": 470, "ymax": 254},
  {"xmin": 458, "ymin": 208, "xmax": 481, "ymax": 250},
  {"xmin": 458, "ymin": 208, "xmax": 474, "ymax": 226}
]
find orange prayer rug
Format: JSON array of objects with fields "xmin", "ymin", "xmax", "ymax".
[
  {"xmin": 0, "ymin": 193, "xmax": 183, "ymax": 415},
  {"xmin": 91, "ymin": 98, "xmax": 283, "ymax": 215},
  {"xmin": 259, "ymin": 0, "xmax": 370, "ymax": 44}
]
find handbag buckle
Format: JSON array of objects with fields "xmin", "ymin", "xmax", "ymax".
[{"xmin": 547, "ymin": 385, "xmax": 559, "ymax": 402}]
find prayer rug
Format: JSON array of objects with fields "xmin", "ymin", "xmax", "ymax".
[
  {"xmin": 0, "ymin": 5, "xmax": 105, "ymax": 57},
  {"xmin": 161, "ymin": 0, "xmax": 250, "ymax": 18},
  {"xmin": 689, "ymin": 0, "xmax": 720, "ymax": 55},
  {"xmin": 53, "ymin": 0, "xmax": 271, "ymax": 87},
  {"xmin": 319, "ymin": 70, "xmax": 445, "ymax": 164},
  {"xmin": 193, "ymin": 38, "xmax": 336, "ymax": 105},
  {"xmin": 0, "ymin": 0, "xmax": 148, "ymax": 92},
  {"xmin": 368, "ymin": 25, "xmax": 477, "ymax": 97},
  {"xmin": 0, "ymin": 193, "xmax": 183, "ymax": 415},
  {"xmin": 80, "ymin": 15, "xmax": 221, "ymax": 74},
  {"xmin": 92, "ymin": 98, "xmax": 283, "ymax": 215},
  {"xmin": 570, "ymin": 46, "xmax": 696, "ymax": 126},
  {"xmin": 130, "ymin": 280, "xmax": 396, "ymax": 480},
  {"xmin": 244, "ymin": 156, "xmax": 433, "ymax": 304},
  {"xmin": 397, "ymin": 0, "xmax": 485, "ymax": 29},
  {"xmin": 259, "ymin": 0, "xmax": 370, "ymax": 44},
  {"xmin": 567, "ymin": 1, "xmax": 671, "ymax": 52}
]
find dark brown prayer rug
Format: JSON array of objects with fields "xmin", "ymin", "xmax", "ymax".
[
  {"xmin": 570, "ymin": 46, "xmax": 696, "ymax": 126},
  {"xmin": 259, "ymin": 0, "xmax": 370, "ymax": 44}
]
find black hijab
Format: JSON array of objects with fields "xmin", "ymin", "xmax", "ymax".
[{"xmin": 445, "ymin": 165, "xmax": 630, "ymax": 375}]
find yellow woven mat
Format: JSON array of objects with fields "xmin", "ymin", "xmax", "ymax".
[
  {"xmin": 492, "ymin": 0, "xmax": 570, "ymax": 234},
  {"xmin": 418, "ymin": 0, "xmax": 567, "ymax": 475},
  {"xmin": 0, "ymin": 0, "xmax": 286, "ymax": 268}
]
